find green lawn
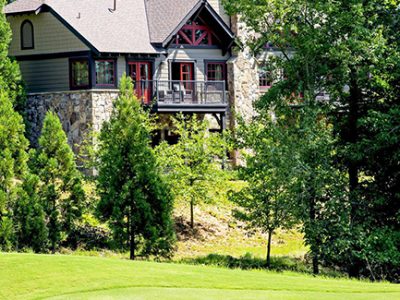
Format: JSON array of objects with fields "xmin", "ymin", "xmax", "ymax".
[{"xmin": 1, "ymin": 253, "xmax": 400, "ymax": 300}]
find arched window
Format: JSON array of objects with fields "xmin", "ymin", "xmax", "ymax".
[{"xmin": 21, "ymin": 20, "xmax": 34, "ymax": 50}]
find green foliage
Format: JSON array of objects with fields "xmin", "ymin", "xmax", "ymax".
[
  {"xmin": 231, "ymin": 113, "xmax": 298, "ymax": 265},
  {"xmin": 0, "ymin": 0, "xmax": 25, "ymax": 110},
  {"xmin": 30, "ymin": 111, "xmax": 85, "ymax": 252},
  {"xmin": 96, "ymin": 75, "xmax": 175, "ymax": 259},
  {"xmin": 13, "ymin": 174, "xmax": 48, "ymax": 252},
  {"xmin": 179, "ymin": 253, "xmax": 314, "ymax": 274},
  {"xmin": 0, "ymin": 91, "xmax": 29, "ymax": 250},
  {"xmin": 224, "ymin": 0, "xmax": 400, "ymax": 280},
  {"xmin": 156, "ymin": 114, "xmax": 229, "ymax": 228}
]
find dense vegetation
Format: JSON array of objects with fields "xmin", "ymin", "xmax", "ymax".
[
  {"xmin": 224, "ymin": 0, "xmax": 400, "ymax": 281},
  {"xmin": 1, "ymin": 0, "xmax": 400, "ymax": 288}
]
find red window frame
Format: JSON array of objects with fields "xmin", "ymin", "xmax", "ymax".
[
  {"xmin": 128, "ymin": 61, "xmax": 152, "ymax": 104},
  {"xmin": 95, "ymin": 59, "xmax": 116, "ymax": 87},
  {"xmin": 180, "ymin": 63, "xmax": 193, "ymax": 81},
  {"xmin": 69, "ymin": 58, "xmax": 90, "ymax": 90},
  {"xmin": 206, "ymin": 62, "xmax": 226, "ymax": 81}
]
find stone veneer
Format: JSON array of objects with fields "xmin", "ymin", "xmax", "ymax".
[
  {"xmin": 228, "ymin": 15, "xmax": 260, "ymax": 124},
  {"xmin": 26, "ymin": 90, "xmax": 118, "ymax": 154}
]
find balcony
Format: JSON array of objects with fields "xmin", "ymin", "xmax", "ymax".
[{"xmin": 136, "ymin": 80, "xmax": 228, "ymax": 113}]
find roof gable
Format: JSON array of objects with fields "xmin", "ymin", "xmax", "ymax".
[
  {"xmin": 4, "ymin": 0, "xmax": 157, "ymax": 54},
  {"xmin": 146, "ymin": 0, "xmax": 234, "ymax": 50}
]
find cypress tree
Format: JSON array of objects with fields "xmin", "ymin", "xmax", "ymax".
[
  {"xmin": 0, "ymin": 91, "xmax": 28, "ymax": 250},
  {"xmin": 96, "ymin": 75, "xmax": 175, "ymax": 260},
  {"xmin": 31, "ymin": 111, "xmax": 84, "ymax": 252},
  {"xmin": 14, "ymin": 174, "xmax": 48, "ymax": 252}
]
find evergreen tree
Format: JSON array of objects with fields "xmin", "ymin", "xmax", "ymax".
[
  {"xmin": 96, "ymin": 75, "xmax": 175, "ymax": 260},
  {"xmin": 0, "ymin": 91, "xmax": 28, "ymax": 250},
  {"xmin": 156, "ymin": 115, "xmax": 229, "ymax": 229},
  {"xmin": 31, "ymin": 111, "xmax": 84, "ymax": 252},
  {"xmin": 0, "ymin": 0, "xmax": 25, "ymax": 110},
  {"xmin": 14, "ymin": 174, "xmax": 48, "ymax": 252}
]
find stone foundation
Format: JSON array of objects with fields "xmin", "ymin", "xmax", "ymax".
[{"xmin": 26, "ymin": 90, "xmax": 118, "ymax": 154}]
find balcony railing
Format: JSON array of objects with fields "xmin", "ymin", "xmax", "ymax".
[{"xmin": 135, "ymin": 80, "xmax": 228, "ymax": 113}]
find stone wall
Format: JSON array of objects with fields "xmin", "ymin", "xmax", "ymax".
[
  {"xmin": 227, "ymin": 15, "xmax": 260, "ymax": 126},
  {"xmin": 26, "ymin": 90, "xmax": 118, "ymax": 154}
]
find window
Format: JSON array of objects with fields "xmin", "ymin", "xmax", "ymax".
[
  {"xmin": 70, "ymin": 59, "xmax": 90, "ymax": 89},
  {"xmin": 21, "ymin": 20, "xmax": 34, "ymax": 50},
  {"xmin": 258, "ymin": 65, "xmax": 274, "ymax": 89},
  {"xmin": 206, "ymin": 62, "xmax": 226, "ymax": 81},
  {"xmin": 95, "ymin": 60, "xmax": 115, "ymax": 86},
  {"xmin": 174, "ymin": 18, "xmax": 215, "ymax": 46}
]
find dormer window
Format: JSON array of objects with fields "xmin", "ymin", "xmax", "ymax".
[{"xmin": 21, "ymin": 20, "xmax": 34, "ymax": 50}]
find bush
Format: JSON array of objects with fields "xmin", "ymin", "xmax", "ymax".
[{"xmin": 179, "ymin": 253, "xmax": 309, "ymax": 273}]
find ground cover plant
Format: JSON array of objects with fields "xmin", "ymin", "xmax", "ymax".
[{"xmin": 1, "ymin": 253, "xmax": 400, "ymax": 300}]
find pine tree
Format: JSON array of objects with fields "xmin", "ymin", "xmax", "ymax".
[
  {"xmin": 96, "ymin": 75, "xmax": 175, "ymax": 260},
  {"xmin": 31, "ymin": 111, "xmax": 84, "ymax": 252}
]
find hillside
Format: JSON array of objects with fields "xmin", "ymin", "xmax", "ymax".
[
  {"xmin": 173, "ymin": 200, "xmax": 307, "ymax": 259},
  {"xmin": 1, "ymin": 253, "xmax": 399, "ymax": 300}
]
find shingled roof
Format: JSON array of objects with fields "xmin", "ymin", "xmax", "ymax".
[
  {"xmin": 3, "ymin": 0, "xmax": 42, "ymax": 14},
  {"xmin": 145, "ymin": 0, "xmax": 200, "ymax": 44},
  {"xmin": 4, "ymin": 0, "xmax": 157, "ymax": 54},
  {"xmin": 4, "ymin": 0, "xmax": 233, "ymax": 54}
]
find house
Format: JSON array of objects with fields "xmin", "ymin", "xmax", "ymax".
[{"xmin": 4, "ymin": 0, "xmax": 270, "ymax": 153}]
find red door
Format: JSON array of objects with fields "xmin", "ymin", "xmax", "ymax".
[
  {"xmin": 128, "ymin": 62, "xmax": 152, "ymax": 104},
  {"xmin": 180, "ymin": 63, "xmax": 193, "ymax": 91}
]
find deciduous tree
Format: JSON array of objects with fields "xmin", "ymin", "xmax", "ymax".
[
  {"xmin": 223, "ymin": 0, "xmax": 400, "ymax": 279},
  {"xmin": 156, "ymin": 115, "xmax": 229, "ymax": 229}
]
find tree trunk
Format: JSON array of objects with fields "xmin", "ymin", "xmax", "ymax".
[
  {"xmin": 266, "ymin": 229, "xmax": 273, "ymax": 268},
  {"xmin": 312, "ymin": 253, "xmax": 319, "ymax": 275},
  {"xmin": 190, "ymin": 198, "xmax": 194, "ymax": 229},
  {"xmin": 129, "ymin": 203, "xmax": 135, "ymax": 260},
  {"xmin": 347, "ymin": 71, "xmax": 361, "ymax": 278},
  {"xmin": 309, "ymin": 195, "xmax": 319, "ymax": 275}
]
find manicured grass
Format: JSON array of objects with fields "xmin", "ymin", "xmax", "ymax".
[{"xmin": 1, "ymin": 253, "xmax": 400, "ymax": 300}]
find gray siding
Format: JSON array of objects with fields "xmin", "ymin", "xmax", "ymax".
[
  {"xmin": 20, "ymin": 58, "xmax": 70, "ymax": 93},
  {"xmin": 8, "ymin": 12, "xmax": 89, "ymax": 56},
  {"xmin": 155, "ymin": 48, "xmax": 230, "ymax": 82}
]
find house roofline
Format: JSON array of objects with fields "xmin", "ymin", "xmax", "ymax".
[{"xmin": 5, "ymin": 3, "xmax": 100, "ymax": 56}]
